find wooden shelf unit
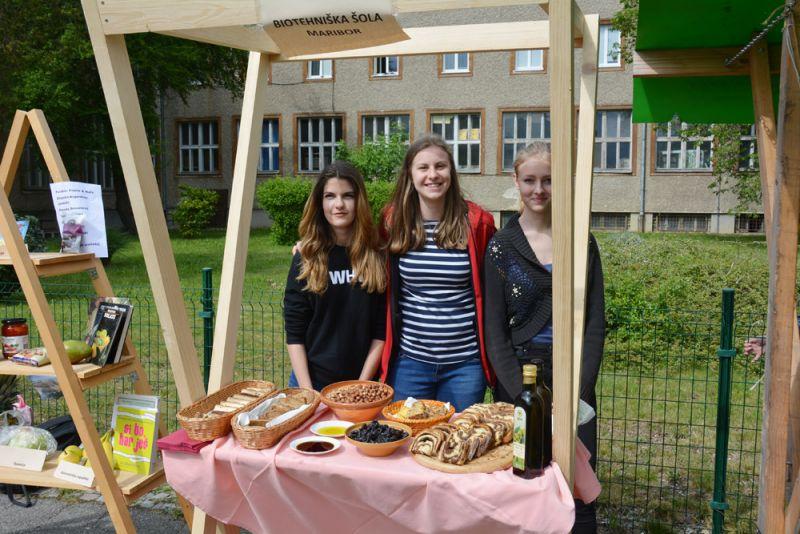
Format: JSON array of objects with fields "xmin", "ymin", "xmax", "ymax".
[{"xmin": 0, "ymin": 110, "xmax": 171, "ymax": 533}]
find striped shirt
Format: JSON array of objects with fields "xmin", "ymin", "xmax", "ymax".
[{"xmin": 397, "ymin": 221, "xmax": 480, "ymax": 365}]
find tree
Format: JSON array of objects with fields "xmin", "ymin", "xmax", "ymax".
[
  {"xmin": 335, "ymin": 132, "xmax": 408, "ymax": 182},
  {"xmin": 611, "ymin": 0, "xmax": 761, "ymax": 211},
  {"xmin": 0, "ymin": 0, "xmax": 248, "ymax": 231}
]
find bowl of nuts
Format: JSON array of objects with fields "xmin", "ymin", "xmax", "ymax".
[{"xmin": 320, "ymin": 380, "xmax": 394, "ymax": 422}]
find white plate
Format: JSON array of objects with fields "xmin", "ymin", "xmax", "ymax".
[
  {"xmin": 309, "ymin": 420, "xmax": 354, "ymax": 438},
  {"xmin": 289, "ymin": 436, "xmax": 341, "ymax": 455}
]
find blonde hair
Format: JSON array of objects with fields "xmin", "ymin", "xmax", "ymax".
[
  {"xmin": 297, "ymin": 161, "xmax": 386, "ymax": 294},
  {"xmin": 385, "ymin": 135, "xmax": 469, "ymax": 254},
  {"xmin": 513, "ymin": 141, "xmax": 551, "ymax": 176}
]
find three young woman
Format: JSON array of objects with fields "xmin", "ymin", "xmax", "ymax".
[
  {"xmin": 283, "ymin": 161, "xmax": 386, "ymax": 391},
  {"xmin": 483, "ymin": 141, "xmax": 605, "ymax": 533}
]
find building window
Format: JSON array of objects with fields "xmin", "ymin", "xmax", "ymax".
[
  {"xmin": 735, "ymin": 214, "xmax": 764, "ymax": 233},
  {"xmin": 653, "ymin": 213, "xmax": 709, "ymax": 233},
  {"xmin": 306, "ymin": 59, "xmax": 333, "ymax": 80},
  {"xmin": 235, "ymin": 117, "xmax": 280, "ymax": 173},
  {"xmin": 430, "ymin": 113, "xmax": 481, "ymax": 173},
  {"xmin": 373, "ymin": 56, "xmax": 399, "ymax": 77},
  {"xmin": 514, "ymin": 50, "xmax": 545, "ymax": 72},
  {"xmin": 361, "ymin": 114, "xmax": 410, "ymax": 143},
  {"xmin": 594, "ymin": 110, "xmax": 632, "ymax": 172},
  {"xmin": 655, "ymin": 120, "xmax": 712, "ymax": 171},
  {"xmin": 441, "ymin": 53, "xmax": 470, "ymax": 74},
  {"xmin": 599, "ymin": 24, "xmax": 622, "ymax": 68},
  {"xmin": 591, "ymin": 212, "xmax": 629, "ymax": 231},
  {"xmin": 501, "ymin": 111, "xmax": 550, "ymax": 171},
  {"xmin": 178, "ymin": 120, "xmax": 219, "ymax": 174},
  {"xmin": 80, "ymin": 152, "xmax": 115, "ymax": 190},
  {"xmin": 297, "ymin": 116, "xmax": 343, "ymax": 173},
  {"xmin": 739, "ymin": 124, "xmax": 758, "ymax": 170}
]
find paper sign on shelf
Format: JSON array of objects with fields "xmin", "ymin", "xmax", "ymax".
[
  {"xmin": 49, "ymin": 182, "xmax": 108, "ymax": 258},
  {"xmin": 0, "ymin": 445, "xmax": 47, "ymax": 471},
  {"xmin": 54, "ymin": 461, "xmax": 95, "ymax": 488},
  {"xmin": 262, "ymin": 0, "xmax": 409, "ymax": 58}
]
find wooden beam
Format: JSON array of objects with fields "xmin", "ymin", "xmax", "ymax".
[
  {"xmin": 634, "ymin": 45, "xmax": 781, "ymax": 78},
  {"xmin": 81, "ymin": 0, "xmax": 206, "ymax": 407},
  {"xmin": 750, "ymin": 43, "xmax": 777, "ymax": 235},
  {"xmin": 759, "ymin": 8, "xmax": 800, "ymax": 531},
  {"xmin": 538, "ymin": 0, "xmax": 584, "ymax": 38},
  {"xmin": 276, "ymin": 21, "xmax": 551, "ymax": 60},
  {"xmin": 392, "ymin": 0, "xmax": 547, "ymax": 12},
  {"xmin": 26, "ymin": 109, "xmax": 70, "ymax": 182},
  {"xmin": 549, "ymin": 0, "xmax": 576, "ymax": 490},
  {"xmin": 159, "ymin": 26, "xmax": 279, "ymax": 53},
  {"xmin": 98, "ymin": 0, "xmax": 262, "ymax": 35},
  {"xmin": 572, "ymin": 13, "xmax": 598, "ymax": 415},
  {"xmin": 0, "ymin": 111, "xmax": 30, "ymax": 196},
  {"xmin": 788, "ymin": 472, "xmax": 800, "ymax": 534},
  {"xmin": 207, "ymin": 52, "xmax": 270, "ymax": 392}
]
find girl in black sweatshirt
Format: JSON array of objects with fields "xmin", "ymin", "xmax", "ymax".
[{"xmin": 283, "ymin": 162, "xmax": 386, "ymax": 391}]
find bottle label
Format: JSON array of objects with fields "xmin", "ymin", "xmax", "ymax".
[
  {"xmin": 512, "ymin": 406, "xmax": 526, "ymax": 470},
  {"xmin": 3, "ymin": 335, "xmax": 28, "ymax": 358}
]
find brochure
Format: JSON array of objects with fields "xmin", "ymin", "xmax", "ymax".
[{"xmin": 111, "ymin": 394, "xmax": 160, "ymax": 475}]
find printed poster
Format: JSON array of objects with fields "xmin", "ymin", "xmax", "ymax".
[
  {"xmin": 49, "ymin": 182, "xmax": 108, "ymax": 258},
  {"xmin": 262, "ymin": 0, "xmax": 409, "ymax": 58}
]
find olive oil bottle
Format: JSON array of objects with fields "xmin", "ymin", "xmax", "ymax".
[
  {"xmin": 512, "ymin": 364, "xmax": 545, "ymax": 479},
  {"xmin": 532, "ymin": 360, "xmax": 553, "ymax": 466}
]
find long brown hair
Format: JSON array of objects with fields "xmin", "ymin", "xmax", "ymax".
[
  {"xmin": 385, "ymin": 135, "xmax": 469, "ymax": 254},
  {"xmin": 297, "ymin": 161, "xmax": 385, "ymax": 294}
]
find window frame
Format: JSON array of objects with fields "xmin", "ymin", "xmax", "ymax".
[
  {"xmin": 357, "ymin": 111, "xmax": 413, "ymax": 144},
  {"xmin": 175, "ymin": 117, "xmax": 222, "ymax": 176},
  {"xmin": 427, "ymin": 109, "xmax": 484, "ymax": 174},
  {"xmin": 304, "ymin": 59, "xmax": 335, "ymax": 82},
  {"xmin": 231, "ymin": 114, "xmax": 282, "ymax": 175},
  {"xmin": 590, "ymin": 212, "xmax": 630, "ymax": 231},
  {"xmin": 438, "ymin": 53, "xmax": 473, "ymax": 77},
  {"xmin": 497, "ymin": 108, "xmax": 552, "ymax": 174},
  {"xmin": 369, "ymin": 56, "xmax": 402, "ymax": 80},
  {"xmin": 651, "ymin": 120, "xmax": 714, "ymax": 174},
  {"xmin": 593, "ymin": 108, "xmax": 635, "ymax": 174},
  {"xmin": 598, "ymin": 22, "xmax": 623, "ymax": 70},
  {"xmin": 293, "ymin": 114, "xmax": 346, "ymax": 175},
  {"xmin": 653, "ymin": 213, "xmax": 710, "ymax": 233},
  {"xmin": 739, "ymin": 124, "xmax": 758, "ymax": 171},
  {"xmin": 510, "ymin": 49, "xmax": 547, "ymax": 74}
]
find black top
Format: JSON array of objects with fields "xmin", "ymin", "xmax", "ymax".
[
  {"xmin": 483, "ymin": 214, "xmax": 605, "ymax": 402},
  {"xmin": 283, "ymin": 246, "xmax": 386, "ymax": 387}
]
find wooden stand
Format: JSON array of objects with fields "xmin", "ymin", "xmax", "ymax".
[{"xmin": 0, "ymin": 110, "xmax": 170, "ymax": 533}]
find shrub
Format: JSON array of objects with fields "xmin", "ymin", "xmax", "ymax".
[
  {"xmin": 255, "ymin": 178, "xmax": 312, "ymax": 245},
  {"xmin": 335, "ymin": 132, "xmax": 407, "ymax": 182},
  {"xmin": 172, "ymin": 185, "xmax": 219, "ymax": 238},
  {"xmin": 365, "ymin": 180, "xmax": 395, "ymax": 224},
  {"xmin": 101, "ymin": 228, "xmax": 130, "ymax": 266}
]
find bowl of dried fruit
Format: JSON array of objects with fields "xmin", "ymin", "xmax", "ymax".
[
  {"xmin": 345, "ymin": 420, "xmax": 412, "ymax": 457},
  {"xmin": 320, "ymin": 380, "xmax": 394, "ymax": 423}
]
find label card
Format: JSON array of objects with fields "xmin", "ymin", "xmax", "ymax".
[
  {"xmin": 54, "ymin": 461, "xmax": 95, "ymax": 488},
  {"xmin": 0, "ymin": 445, "xmax": 46, "ymax": 471}
]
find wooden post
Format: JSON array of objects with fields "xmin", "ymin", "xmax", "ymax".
[
  {"xmin": 80, "ymin": 0, "xmax": 206, "ymax": 407},
  {"xmin": 195, "ymin": 51, "xmax": 270, "ymax": 534},
  {"xmin": 549, "ymin": 0, "xmax": 576, "ymax": 488},
  {"xmin": 572, "ymin": 13, "xmax": 599, "ymax": 415},
  {"xmin": 206, "ymin": 52, "xmax": 270, "ymax": 392},
  {"xmin": 0, "ymin": 111, "xmax": 30, "ymax": 195},
  {"xmin": 26, "ymin": 110, "xmax": 70, "ymax": 182},
  {"xmin": 758, "ymin": 7, "xmax": 800, "ymax": 531}
]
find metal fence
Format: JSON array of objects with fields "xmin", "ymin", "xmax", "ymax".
[{"xmin": 0, "ymin": 281, "xmax": 765, "ymax": 533}]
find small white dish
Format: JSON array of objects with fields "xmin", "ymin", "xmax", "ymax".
[
  {"xmin": 310, "ymin": 420, "xmax": 354, "ymax": 438},
  {"xmin": 289, "ymin": 436, "xmax": 341, "ymax": 455}
]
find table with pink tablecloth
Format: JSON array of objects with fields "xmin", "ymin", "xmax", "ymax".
[{"xmin": 163, "ymin": 406, "xmax": 600, "ymax": 534}]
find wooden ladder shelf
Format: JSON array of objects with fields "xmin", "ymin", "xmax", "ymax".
[{"xmin": 0, "ymin": 109, "xmax": 169, "ymax": 533}]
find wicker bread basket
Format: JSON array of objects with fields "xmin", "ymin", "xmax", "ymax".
[
  {"xmin": 381, "ymin": 400, "xmax": 455, "ymax": 436},
  {"xmin": 232, "ymin": 388, "xmax": 320, "ymax": 449},
  {"xmin": 177, "ymin": 380, "xmax": 276, "ymax": 441}
]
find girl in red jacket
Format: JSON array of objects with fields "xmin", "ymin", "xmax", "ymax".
[{"xmin": 381, "ymin": 136, "xmax": 496, "ymax": 411}]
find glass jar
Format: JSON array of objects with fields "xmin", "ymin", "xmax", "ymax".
[{"xmin": 2, "ymin": 318, "xmax": 29, "ymax": 359}]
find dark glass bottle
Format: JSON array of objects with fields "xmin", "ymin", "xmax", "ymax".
[
  {"xmin": 532, "ymin": 360, "xmax": 553, "ymax": 466},
  {"xmin": 512, "ymin": 364, "xmax": 545, "ymax": 479}
]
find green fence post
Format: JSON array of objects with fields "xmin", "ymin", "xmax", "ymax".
[
  {"xmin": 711, "ymin": 288, "xmax": 734, "ymax": 533},
  {"xmin": 200, "ymin": 268, "xmax": 214, "ymax": 390}
]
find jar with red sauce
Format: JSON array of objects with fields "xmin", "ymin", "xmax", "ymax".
[{"xmin": 2, "ymin": 318, "xmax": 29, "ymax": 359}]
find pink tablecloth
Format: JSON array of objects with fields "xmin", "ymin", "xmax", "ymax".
[{"xmin": 164, "ymin": 407, "xmax": 600, "ymax": 534}]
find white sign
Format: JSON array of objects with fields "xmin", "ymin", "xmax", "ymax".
[
  {"xmin": 50, "ymin": 182, "xmax": 108, "ymax": 258},
  {"xmin": 54, "ymin": 461, "xmax": 95, "ymax": 488},
  {"xmin": 0, "ymin": 445, "xmax": 46, "ymax": 471},
  {"xmin": 262, "ymin": 0, "xmax": 409, "ymax": 58}
]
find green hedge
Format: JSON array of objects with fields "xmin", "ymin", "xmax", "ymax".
[
  {"xmin": 256, "ymin": 178, "xmax": 313, "ymax": 245},
  {"xmin": 172, "ymin": 185, "xmax": 219, "ymax": 238},
  {"xmin": 365, "ymin": 181, "xmax": 395, "ymax": 224}
]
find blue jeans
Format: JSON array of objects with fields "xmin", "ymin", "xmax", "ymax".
[
  {"xmin": 387, "ymin": 357, "xmax": 487, "ymax": 412},
  {"xmin": 287, "ymin": 372, "xmax": 326, "ymax": 392}
]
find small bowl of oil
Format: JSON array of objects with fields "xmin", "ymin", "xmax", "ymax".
[{"xmin": 310, "ymin": 420, "xmax": 354, "ymax": 438}]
